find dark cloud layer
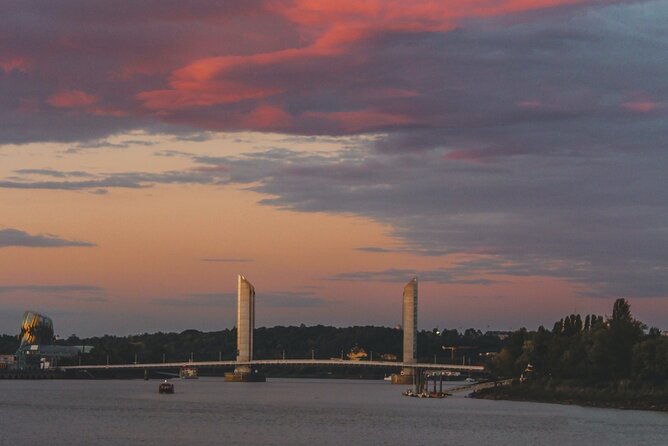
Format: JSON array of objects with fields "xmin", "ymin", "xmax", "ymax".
[
  {"xmin": 0, "ymin": 228, "xmax": 95, "ymax": 248},
  {"xmin": 200, "ymin": 258, "xmax": 254, "ymax": 263},
  {"xmin": 2, "ymin": 1, "xmax": 667, "ymax": 302},
  {"xmin": 330, "ymin": 268, "xmax": 500, "ymax": 285},
  {"xmin": 3, "ymin": 1, "xmax": 657, "ymax": 143},
  {"xmin": 193, "ymin": 142, "xmax": 668, "ymax": 299},
  {"xmin": 0, "ymin": 284, "xmax": 107, "ymax": 304}
]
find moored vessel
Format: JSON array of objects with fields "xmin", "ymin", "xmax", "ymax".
[{"xmin": 159, "ymin": 380, "xmax": 174, "ymax": 394}]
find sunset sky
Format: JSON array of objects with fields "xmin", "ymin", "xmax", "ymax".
[{"xmin": 1, "ymin": 1, "xmax": 667, "ymax": 337}]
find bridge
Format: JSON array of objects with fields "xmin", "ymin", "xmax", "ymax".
[
  {"xmin": 54, "ymin": 275, "xmax": 487, "ymax": 382},
  {"xmin": 59, "ymin": 359, "xmax": 484, "ymax": 372}
]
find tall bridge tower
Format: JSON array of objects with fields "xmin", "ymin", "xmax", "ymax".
[
  {"xmin": 392, "ymin": 277, "xmax": 418, "ymax": 384},
  {"xmin": 225, "ymin": 275, "xmax": 265, "ymax": 381},
  {"xmin": 236, "ymin": 275, "xmax": 254, "ymax": 372}
]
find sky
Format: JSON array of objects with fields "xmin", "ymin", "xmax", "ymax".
[{"xmin": 1, "ymin": 0, "xmax": 667, "ymax": 337}]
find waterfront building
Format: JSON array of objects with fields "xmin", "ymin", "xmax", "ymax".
[
  {"xmin": 0, "ymin": 355, "xmax": 15, "ymax": 369},
  {"xmin": 15, "ymin": 311, "xmax": 79, "ymax": 370},
  {"xmin": 19, "ymin": 311, "xmax": 54, "ymax": 347}
]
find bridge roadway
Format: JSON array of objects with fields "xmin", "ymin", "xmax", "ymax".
[{"xmin": 59, "ymin": 359, "xmax": 484, "ymax": 372}]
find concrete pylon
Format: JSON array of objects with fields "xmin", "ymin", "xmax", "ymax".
[
  {"xmin": 392, "ymin": 277, "xmax": 418, "ymax": 384},
  {"xmin": 225, "ymin": 275, "xmax": 264, "ymax": 382},
  {"xmin": 235, "ymin": 275, "xmax": 254, "ymax": 373}
]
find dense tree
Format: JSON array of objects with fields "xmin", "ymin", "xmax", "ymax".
[
  {"xmin": 0, "ymin": 325, "xmax": 505, "ymax": 367},
  {"xmin": 488, "ymin": 298, "xmax": 666, "ymax": 389}
]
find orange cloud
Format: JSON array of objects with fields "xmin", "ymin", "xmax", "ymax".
[
  {"xmin": 622, "ymin": 100, "xmax": 663, "ymax": 113},
  {"xmin": 47, "ymin": 90, "xmax": 98, "ymax": 108}
]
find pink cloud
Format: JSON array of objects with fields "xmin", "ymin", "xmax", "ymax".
[
  {"xmin": 47, "ymin": 90, "xmax": 98, "ymax": 108},
  {"xmin": 136, "ymin": 0, "xmax": 593, "ymax": 123},
  {"xmin": 243, "ymin": 105, "xmax": 293, "ymax": 129},
  {"xmin": 0, "ymin": 57, "xmax": 28, "ymax": 74},
  {"xmin": 3, "ymin": 0, "xmax": 611, "ymax": 137},
  {"xmin": 138, "ymin": 81, "xmax": 283, "ymax": 111}
]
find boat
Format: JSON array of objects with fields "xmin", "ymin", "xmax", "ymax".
[
  {"xmin": 158, "ymin": 380, "xmax": 174, "ymax": 394},
  {"xmin": 179, "ymin": 366, "xmax": 198, "ymax": 379},
  {"xmin": 402, "ymin": 389, "xmax": 450, "ymax": 398}
]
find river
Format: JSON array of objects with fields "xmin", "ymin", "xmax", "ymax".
[{"xmin": 0, "ymin": 378, "xmax": 665, "ymax": 445}]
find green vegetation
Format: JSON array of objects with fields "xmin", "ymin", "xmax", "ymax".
[
  {"xmin": 477, "ymin": 298, "xmax": 668, "ymax": 411},
  {"xmin": 0, "ymin": 324, "xmax": 502, "ymax": 371},
  {"xmin": 0, "ymin": 334, "xmax": 18, "ymax": 355}
]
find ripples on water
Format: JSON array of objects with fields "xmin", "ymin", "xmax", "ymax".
[{"xmin": 0, "ymin": 378, "xmax": 666, "ymax": 446}]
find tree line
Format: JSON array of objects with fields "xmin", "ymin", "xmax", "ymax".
[
  {"xmin": 488, "ymin": 298, "xmax": 668, "ymax": 386},
  {"xmin": 0, "ymin": 324, "xmax": 503, "ymax": 366}
]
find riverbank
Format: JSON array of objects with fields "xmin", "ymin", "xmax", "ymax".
[{"xmin": 472, "ymin": 380, "xmax": 668, "ymax": 412}]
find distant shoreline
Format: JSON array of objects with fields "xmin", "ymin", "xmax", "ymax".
[{"xmin": 471, "ymin": 383, "xmax": 668, "ymax": 412}]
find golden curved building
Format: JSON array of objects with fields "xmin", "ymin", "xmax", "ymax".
[{"xmin": 19, "ymin": 311, "xmax": 54, "ymax": 348}]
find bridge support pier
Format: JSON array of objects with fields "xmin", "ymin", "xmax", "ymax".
[
  {"xmin": 390, "ymin": 373, "xmax": 413, "ymax": 385},
  {"xmin": 224, "ymin": 371, "xmax": 266, "ymax": 382}
]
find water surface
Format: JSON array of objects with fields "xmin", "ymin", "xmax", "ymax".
[{"xmin": 0, "ymin": 378, "xmax": 665, "ymax": 445}]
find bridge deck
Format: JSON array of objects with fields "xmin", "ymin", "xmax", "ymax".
[{"xmin": 60, "ymin": 359, "xmax": 484, "ymax": 372}]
